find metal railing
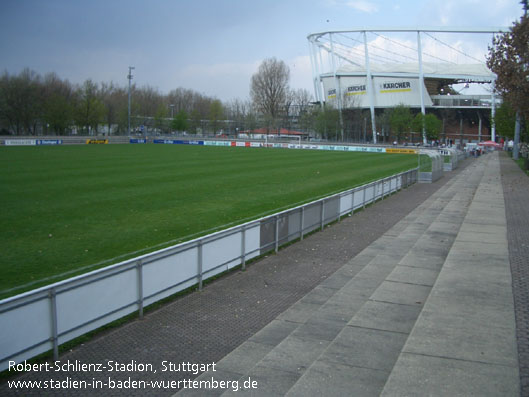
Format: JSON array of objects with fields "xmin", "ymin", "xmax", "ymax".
[
  {"xmin": 0, "ymin": 168, "xmax": 418, "ymax": 371},
  {"xmin": 431, "ymin": 95, "xmax": 502, "ymax": 109}
]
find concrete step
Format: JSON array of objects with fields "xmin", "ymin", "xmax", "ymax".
[
  {"xmin": 173, "ymin": 159, "xmax": 485, "ymax": 396},
  {"xmin": 380, "ymin": 153, "xmax": 519, "ymax": 397},
  {"xmin": 282, "ymin": 159, "xmax": 484, "ymax": 397}
]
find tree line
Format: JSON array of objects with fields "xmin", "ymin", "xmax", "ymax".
[
  {"xmin": 0, "ymin": 65, "xmax": 315, "ymax": 137},
  {"xmin": 0, "ymin": 68, "xmax": 229, "ymax": 135}
]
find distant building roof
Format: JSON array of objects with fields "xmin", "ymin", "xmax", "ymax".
[
  {"xmin": 244, "ymin": 128, "xmax": 307, "ymax": 136},
  {"xmin": 335, "ymin": 62, "xmax": 494, "ymax": 80}
]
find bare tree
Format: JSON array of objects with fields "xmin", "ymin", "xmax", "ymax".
[
  {"xmin": 250, "ymin": 58, "xmax": 290, "ymax": 129},
  {"xmin": 0, "ymin": 68, "xmax": 43, "ymax": 135},
  {"xmin": 225, "ymin": 98, "xmax": 249, "ymax": 134},
  {"xmin": 292, "ymin": 88, "xmax": 313, "ymax": 112},
  {"xmin": 209, "ymin": 99, "xmax": 224, "ymax": 134}
]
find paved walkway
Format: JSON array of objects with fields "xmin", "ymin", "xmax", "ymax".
[
  {"xmin": 2, "ymin": 152, "xmax": 526, "ymax": 396},
  {"xmin": 501, "ymin": 153, "xmax": 529, "ymax": 396}
]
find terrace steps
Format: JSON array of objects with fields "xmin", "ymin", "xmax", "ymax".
[{"xmin": 176, "ymin": 153, "xmax": 489, "ymax": 396}]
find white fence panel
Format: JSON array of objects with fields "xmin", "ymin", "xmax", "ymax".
[
  {"xmin": 353, "ymin": 188, "xmax": 364, "ymax": 210},
  {"xmin": 365, "ymin": 183, "xmax": 375, "ymax": 203},
  {"xmin": 143, "ymin": 246, "xmax": 198, "ymax": 305},
  {"xmin": 243, "ymin": 224, "xmax": 261, "ymax": 260},
  {"xmin": 203, "ymin": 231, "xmax": 243, "ymax": 275},
  {"xmin": 287, "ymin": 210, "xmax": 302, "ymax": 242},
  {"xmin": 339, "ymin": 191, "xmax": 354, "ymax": 216},
  {"xmin": 56, "ymin": 267, "xmax": 137, "ymax": 342},
  {"xmin": 0, "ymin": 296, "xmax": 51, "ymax": 365}
]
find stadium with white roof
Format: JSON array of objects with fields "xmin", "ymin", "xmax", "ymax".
[{"xmin": 307, "ymin": 27, "xmax": 508, "ymax": 145}]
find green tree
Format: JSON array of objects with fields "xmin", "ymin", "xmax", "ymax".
[
  {"xmin": 411, "ymin": 113, "xmax": 441, "ymax": 142},
  {"xmin": 43, "ymin": 94, "xmax": 73, "ymax": 135},
  {"xmin": 172, "ymin": 110, "xmax": 188, "ymax": 132},
  {"xmin": 0, "ymin": 69, "xmax": 43, "ymax": 135},
  {"xmin": 487, "ymin": 11, "xmax": 529, "ymax": 158},
  {"xmin": 389, "ymin": 105, "xmax": 412, "ymax": 142},
  {"xmin": 154, "ymin": 105, "xmax": 168, "ymax": 134},
  {"xmin": 313, "ymin": 105, "xmax": 340, "ymax": 140},
  {"xmin": 487, "ymin": 14, "xmax": 529, "ymax": 122},
  {"xmin": 100, "ymin": 82, "xmax": 126, "ymax": 135},
  {"xmin": 189, "ymin": 109, "xmax": 201, "ymax": 134},
  {"xmin": 74, "ymin": 80, "xmax": 106, "ymax": 134},
  {"xmin": 424, "ymin": 114, "xmax": 442, "ymax": 141},
  {"xmin": 376, "ymin": 110, "xmax": 392, "ymax": 143},
  {"xmin": 495, "ymin": 101, "xmax": 529, "ymax": 140},
  {"xmin": 41, "ymin": 72, "xmax": 74, "ymax": 135}
]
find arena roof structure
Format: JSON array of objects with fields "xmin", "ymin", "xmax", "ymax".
[{"xmin": 307, "ymin": 27, "xmax": 509, "ymax": 143}]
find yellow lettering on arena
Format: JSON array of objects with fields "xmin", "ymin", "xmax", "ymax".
[
  {"xmin": 86, "ymin": 139, "xmax": 109, "ymax": 144},
  {"xmin": 380, "ymin": 88, "xmax": 412, "ymax": 94},
  {"xmin": 386, "ymin": 148, "xmax": 417, "ymax": 154}
]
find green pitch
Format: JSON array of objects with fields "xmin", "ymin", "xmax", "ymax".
[{"xmin": 0, "ymin": 144, "xmax": 419, "ymax": 297}]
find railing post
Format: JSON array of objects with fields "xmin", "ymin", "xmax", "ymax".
[
  {"xmin": 321, "ymin": 200, "xmax": 325, "ymax": 230},
  {"xmin": 351, "ymin": 190, "xmax": 355, "ymax": 212},
  {"xmin": 198, "ymin": 241, "xmax": 203, "ymax": 290},
  {"xmin": 137, "ymin": 260, "xmax": 144, "ymax": 319},
  {"xmin": 363, "ymin": 185, "xmax": 366, "ymax": 209},
  {"xmin": 241, "ymin": 226, "xmax": 246, "ymax": 271},
  {"xmin": 381, "ymin": 178, "xmax": 385, "ymax": 200},
  {"xmin": 275, "ymin": 216, "xmax": 279, "ymax": 253},
  {"xmin": 49, "ymin": 288, "xmax": 59, "ymax": 361},
  {"xmin": 338, "ymin": 195, "xmax": 341, "ymax": 222},
  {"xmin": 300, "ymin": 207, "xmax": 305, "ymax": 240}
]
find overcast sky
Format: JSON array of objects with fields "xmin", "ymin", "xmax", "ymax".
[{"xmin": 0, "ymin": 0, "xmax": 523, "ymax": 102}]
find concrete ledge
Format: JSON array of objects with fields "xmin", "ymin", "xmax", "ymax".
[{"xmin": 382, "ymin": 153, "xmax": 519, "ymax": 396}]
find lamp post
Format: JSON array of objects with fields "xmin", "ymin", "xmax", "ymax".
[
  {"xmin": 127, "ymin": 66, "xmax": 135, "ymax": 136},
  {"xmin": 169, "ymin": 104, "xmax": 175, "ymax": 135}
]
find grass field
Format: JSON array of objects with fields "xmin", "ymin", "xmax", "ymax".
[{"xmin": 0, "ymin": 144, "xmax": 420, "ymax": 297}]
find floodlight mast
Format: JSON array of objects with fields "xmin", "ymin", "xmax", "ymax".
[{"xmin": 128, "ymin": 66, "xmax": 135, "ymax": 136}]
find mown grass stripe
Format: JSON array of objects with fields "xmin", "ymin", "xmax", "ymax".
[{"xmin": 0, "ymin": 144, "xmax": 419, "ymax": 297}]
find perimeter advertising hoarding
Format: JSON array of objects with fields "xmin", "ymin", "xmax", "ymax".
[
  {"xmin": 3, "ymin": 139, "xmax": 62, "ymax": 146},
  {"xmin": 386, "ymin": 148, "xmax": 418, "ymax": 154},
  {"xmin": 202, "ymin": 140, "xmax": 390, "ymax": 153},
  {"xmin": 86, "ymin": 139, "xmax": 108, "ymax": 144},
  {"xmin": 38, "ymin": 139, "xmax": 63, "ymax": 145},
  {"xmin": 150, "ymin": 139, "xmax": 419, "ymax": 156},
  {"xmin": 4, "ymin": 139, "xmax": 64, "ymax": 146},
  {"xmin": 4, "ymin": 139, "xmax": 37, "ymax": 146},
  {"xmin": 153, "ymin": 140, "xmax": 204, "ymax": 145},
  {"xmin": 203, "ymin": 140, "xmax": 231, "ymax": 147}
]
